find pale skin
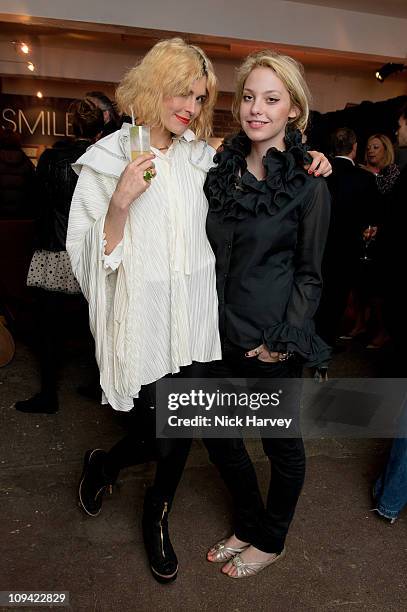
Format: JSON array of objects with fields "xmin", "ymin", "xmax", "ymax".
[
  {"xmin": 208, "ymin": 65, "xmax": 328, "ymax": 576},
  {"xmin": 362, "ymin": 137, "xmax": 388, "ymax": 174}
]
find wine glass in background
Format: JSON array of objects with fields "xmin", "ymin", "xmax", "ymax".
[{"xmin": 360, "ymin": 225, "xmax": 377, "ymax": 262}]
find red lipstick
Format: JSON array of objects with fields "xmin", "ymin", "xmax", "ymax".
[{"xmin": 175, "ymin": 114, "xmax": 190, "ymax": 125}]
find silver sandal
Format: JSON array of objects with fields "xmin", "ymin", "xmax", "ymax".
[
  {"xmin": 227, "ymin": 547, "xmax": 286, "ymax": 578},
  {"xmin": 207, "ymin": 538, "xmax": 250, "ymax": 563}
]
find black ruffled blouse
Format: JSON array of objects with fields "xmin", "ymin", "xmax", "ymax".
[{"xmin": 204, "ymin": 130, "xmax": 332, "ymax": 367}]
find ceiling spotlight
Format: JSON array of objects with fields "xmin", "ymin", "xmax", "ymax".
[
  {"xmin": 20, "ymin": 42, "xmax": 30, "ymax": 54},
  {"xmin": 27, "ymin": 61, "xmax": 35, "ymax": 72},
  {"xmin": 36, "ymin": 91, "xmax": 43, "ymax": 98},
  {"xmin": 375, "ymin": 62, "xmax": 406, "ymax": 82}
]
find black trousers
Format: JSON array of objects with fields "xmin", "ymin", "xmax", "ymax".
[
  {"xmin": 103, "ymin": 364, "xmax": 205, "ymax": 501},
  {"xmin": 316, "ymin": 261, "xmax": 353, "ymax": 346},
  {"xmin": 30, "ymin": 288, "xmax": 89, "ymax": 396},
  {"xmin": 203, "ymin": 339, "xmax": 305, "ymax": 553}
]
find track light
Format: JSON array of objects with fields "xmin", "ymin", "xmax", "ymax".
[
  {"xmin": 11, "ymin": 40, "xmax": 31, "ymax": 56},
  {"xmin": 0, "ymin": 59, "xmax": 35, "ymax": 71},
  {"xmin": 375, "ymin": 63, "xmax": 406, "ymax": 82}
]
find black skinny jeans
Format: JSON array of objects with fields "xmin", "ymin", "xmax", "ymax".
[
  {"xmin": 104, "ymin": 364, "xmax": 204, "ymax": 502},
  {"xmin": 204, "ymin": 339, "xmax": 305, "ymax": 554}
]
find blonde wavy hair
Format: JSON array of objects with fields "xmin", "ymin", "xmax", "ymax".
[
  {"xmin": 365, "ymin": 133, "xmax": 395, "ymax": 168},
  {"xmin": 232, "ymin": 50, "xmax": 311, "ymax": 133},
  {"xmin": 116, "ymin": 38, "xmax": 217, "ymax": 140}
]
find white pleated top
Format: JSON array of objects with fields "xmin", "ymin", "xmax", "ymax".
[{"xmin": 66, "ymin": 125, "xmax": 221, "ymax": 411}]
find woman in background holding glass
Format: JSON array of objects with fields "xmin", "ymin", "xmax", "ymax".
[
  {"xmin": 354, "ymin": 134, "xmax": 399, "ymax": 348},
  {"xmin": 363, "ymin": 133, "xmax": 399, "ymax": 193}
]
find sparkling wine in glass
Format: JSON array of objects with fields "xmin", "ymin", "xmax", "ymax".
[
  {"xmin": 130, "ymin": 125, "xmax": 151, "ymax": 160},
  {"xmin": 360, "ymin": 225, "xmax": 375, "ymax": 262}
]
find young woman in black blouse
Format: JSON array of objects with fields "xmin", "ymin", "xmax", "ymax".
[{"xmin": 203, "ymin": 51, "xmax": 331, "ymax": 578}]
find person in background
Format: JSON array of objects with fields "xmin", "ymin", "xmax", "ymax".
[
  {"xmin": 346, "ymin": 133, "xmax": 400, "ymax": 349},
  {"xmin": 395, "ymin": 113, "xmax": 407, "ymax": 171},
  {"xmin": 372, "ymin": 424, "xmax": 407, "ymax": 524},
  {"xmin": 371, "ymin": 105, "xmax": 407, "ymax": 523},
  {"xmin": 316, "ymin": 127, "xmax": 378, "ymax": 348},
  {"xmin": 14, "ymin": 99, "xmax": 104, "ymax": 414},
  {"xmin": 0, "ymin": 128, "xmax": 38, "ymax": 338},
  {"xmin": 85, "ymin": 91, "xmax": 120, "ymax": 137},
  {"xmin": 394, "ymin": 104, "xmax": 407, "ymax": 169},
  {"xmin": 362, "ymin": 133, "xmax": 399, "ymax": 195},
  {"xmin": 0, "ymin": 128, "xmax": 36, "ymax": 220}
]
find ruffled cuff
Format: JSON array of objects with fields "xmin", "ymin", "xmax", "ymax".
[
  {"xmin": 262, "ymin": 321, "xmax": 332, "ymax": 368},
  {"xmin": 102, "ymin": 233, "xmax": 123, "ymax": 272}
]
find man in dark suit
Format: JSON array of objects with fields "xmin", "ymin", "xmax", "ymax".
[
  {"xmin": 381, "ymin": 107, "xmax": 407, "ymax": 370},
  {"xmin": 316, "ymin": 127, "xmax": 379, "ymax": 347},
  {"xmin": 371, "ymin": 108, "xmax": 407, "ymax": 524}
]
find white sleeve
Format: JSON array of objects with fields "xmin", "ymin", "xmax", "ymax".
[
  {"xmin": 67, "ymin": 165, "xmax": 118, "ymax": 292},
  {"xmin": 102, "ymin": 238, "xmax": 123, "ymax": 272},
  {"xmin": 68, "ymin": 165, "xmax": 123, "ymax": 273},
  {"xmin": 66, "ymin": 166, "xmax": 119, "ymax": 390}
]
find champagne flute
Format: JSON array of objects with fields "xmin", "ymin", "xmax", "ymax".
[
  {"xmin": 360, "ymin": 225, "xmax": 375, "ymax": 262},
  {"xmin": 130, "ymin": 125, "xmax": 154, "ymax": 180},
  {"xmin": 130, "ymin": 125, "xmax": 150, "ymax": 159}
]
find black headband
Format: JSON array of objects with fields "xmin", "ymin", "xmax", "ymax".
[{"xmin": 191, "ymin": 46, "xmax": 208, "ymax": 76}]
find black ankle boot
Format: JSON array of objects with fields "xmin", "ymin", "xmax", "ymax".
[
  {"xmin": 78, "ymin": 449, "xmax": 116, "ymax": 517},
  {"xmin": 15, "ymin": 392, "xmax": 59, "ymax": 414},
  {"xmin": 142, "ymin": 487, "xmax": 178, "ymax": 584}
]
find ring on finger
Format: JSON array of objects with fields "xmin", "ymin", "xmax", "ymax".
[{"xmin": 143, "ymin": 168, "xmax": 155, "ymax": 182}]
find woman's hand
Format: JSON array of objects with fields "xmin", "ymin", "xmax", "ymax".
[
  {"xmin": 111, "ymin": 153, "xmax": 156, "ymax": 211},
  {"xmin": 104, "ymin": 153, "xmax": 156, "ymax": 254},
  {"xmin": 305, "ymin": 151, "xmax": 332, "ymax": 177},
  {"xmin": 245, "ymin": 344, "xmax": 280, "ymax": 363}
]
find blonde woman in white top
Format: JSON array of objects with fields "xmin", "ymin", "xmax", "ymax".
[
  {"xmin": 67, "ymin": 38, "xmax": 331, "ymax": 584},
  {"xmin": 67, "ymin": 38, "xmax": 221, "ymax": 585}
]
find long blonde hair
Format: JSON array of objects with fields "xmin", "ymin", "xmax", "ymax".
[
  {"xmin": 232, "ymin": 50, "xmax": 311, "ymax": 133},
  {"xmin": 116, "ymin": 38, "xmax": 217, "ymax": 140}
]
